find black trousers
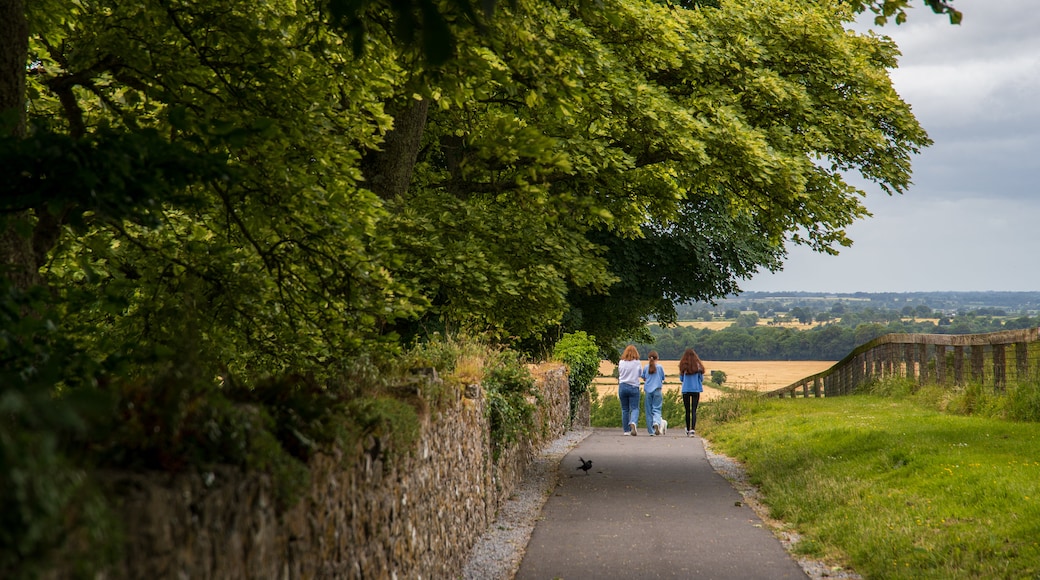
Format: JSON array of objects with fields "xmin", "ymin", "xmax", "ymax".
[{"xmin": 682, "ymin": 392, "xmax": 701, "ymax": 432}]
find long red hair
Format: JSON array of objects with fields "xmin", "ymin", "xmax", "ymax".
[
  {"xmin": 621, "ymin": 345, "xmax": 639, "ymax": 361},
  {"xmin": 678, "ymin": 348, "xmax": 704, "ymax": 375}
]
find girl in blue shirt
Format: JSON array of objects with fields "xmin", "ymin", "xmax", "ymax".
[
  {"xmin": 678, "ymin": 348, "xmax": 706, "ymax": 437},
  {"xmin": 641, "ymin": 351, "xmax": 665, "ymax": 436}
]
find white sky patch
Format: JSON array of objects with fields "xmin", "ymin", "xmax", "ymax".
[
  {"xmin": 892, "ymin": 56, "xmax": 1040, "ymax": 127},
  {"xmin": 744, "ymin": 0, "xmax": 1040, "ymax": 293},
  {"xmin": 745, "ymin": 196, "xmax": 1040, "ymax": 293}
]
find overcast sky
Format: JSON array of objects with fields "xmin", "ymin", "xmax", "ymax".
[{"xmin": 741, "ymin": 0, "xmax": 1040, "ymax": 294}]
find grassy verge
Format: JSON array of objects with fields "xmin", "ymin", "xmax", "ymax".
[{"xmin": 700, "ymin": 390, "xmax": 1040, "ymax": 579}]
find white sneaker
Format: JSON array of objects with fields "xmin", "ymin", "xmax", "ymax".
[{"xmin": 629, "ymin": 423, "xmax": 637, "ymax": 436}]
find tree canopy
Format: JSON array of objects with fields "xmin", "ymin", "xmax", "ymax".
[{"xmin": 0, "ymin": 0, "xmax": 933, "ymax": 369}]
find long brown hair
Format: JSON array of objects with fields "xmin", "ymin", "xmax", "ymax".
[
  {"xmin": 621, "ymin": 345, "xmax": 639, "ymax": 361},
  {"xmin": 678, "ymin": 348, "xmax": 704, "ymax": 375},
  {"xmin": 647, "ymin": 350, "xmax": 658, "ymax": 374}
]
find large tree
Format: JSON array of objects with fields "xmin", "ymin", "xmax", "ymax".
[
  {"xmin": 379, "ymin": 0, "xmax": 931, "ymax": 348},
  {"xmin": 2, "ymin": 0, "xmax": 932, "ymax": 367}
]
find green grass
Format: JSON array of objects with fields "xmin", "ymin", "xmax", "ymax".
[{"xmin": 700, "ymin": 391, "xmax": 1040, "ymax": 579}]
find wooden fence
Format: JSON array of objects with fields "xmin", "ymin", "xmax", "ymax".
[{"xmin": 765, "ymin": 327, "xmax": 1040, "ymax": 398}]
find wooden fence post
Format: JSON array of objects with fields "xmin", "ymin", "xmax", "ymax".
[
  {"xmin": 904, "ymin": 344, "xmax": 916, "ymax": 380},
  {"xmin": 954, "ymin": 346, "xmax": 964, "ymax": 385},
  {"xmin": 993, "ymin": 343, "xmax": 1007, "ymax": 391},
  {"xmin": 971, "ymin": 345, "xmax": 985, "ymax": 383},
  {"xmin": 918, "ymin": 343, "xmax": 929, "ymax": 384},
  {"xmin": 1016, "ymin": 342, "xmax": 1029, "ymax": 381},
  {"xmin": 935, "ymin": 345, "xmax": 947, "ymax": 385}
]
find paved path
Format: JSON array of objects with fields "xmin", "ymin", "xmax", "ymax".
[{"xmin": 515, "ymin": 427, "xmax": 808, "ymax": 580}]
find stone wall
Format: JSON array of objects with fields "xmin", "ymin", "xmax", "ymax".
[{"xmin": 51, "ymin": 365, "xmax": 573, "ymax": 579}]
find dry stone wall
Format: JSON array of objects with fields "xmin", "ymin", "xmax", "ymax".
[{"xmin": 50, "ymin": 365, "xmax": 573, "ymax": 579}]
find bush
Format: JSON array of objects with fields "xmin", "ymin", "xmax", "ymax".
[
  {"xmin": 1005, "ymin": 381, "xmax": 1040, "ymax": 422},
  {"xmin": 482, "ymin": 349, "xmax": 538, "ymax": 459},
  {"xmin": 711, "ymin": 370, "xmax": 727, "ymax": 386},
  {"xmin": 0, "ymin": 281, "xmax": 120, "ymax": 579},
  {"xmin": 552, "ymin": 331, "xmax": 600, "ymax": 426},
  {"xmin": 861, "ymin": 376, "xmax": 917, "ymax": 397},
  {"xmin": 589, "ymin": 385, "xmax": 618, "ymax": 428},
  {"xmin": 700, "ymin": 389, "xmax": 766, "ymax": 426}
]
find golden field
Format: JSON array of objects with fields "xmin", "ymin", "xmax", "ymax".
[
  {"xmin": 667, "ymin": 320, "xmax": 819, "ymax": 330},
  {"xmin": 593, "ymin": 359, "xmax": 835, "ymax": 401}
]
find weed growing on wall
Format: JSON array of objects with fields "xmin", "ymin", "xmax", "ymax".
[{"xmin": 483, "ymin": 350, "xmax": 538, "ymax": 460}]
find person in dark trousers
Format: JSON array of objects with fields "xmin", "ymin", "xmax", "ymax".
[
  {"xmin": 678, "ymin": 348, "xmax": 706, "ymax": 437},
  {"xmin": 618, "ymin": 345, "xmax": 642, "ymax": 436}
]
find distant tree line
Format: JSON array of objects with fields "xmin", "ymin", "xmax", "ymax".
[
  {"xmin": 678, "ymin": 291, "xmax": 1040, "ymax": 322},
  {"xmin": 636, "ymin": 311, "xmax": 1040, "ymax": 361}
]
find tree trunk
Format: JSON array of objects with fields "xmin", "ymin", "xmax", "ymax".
[
  {"xmin": 361, "ymin": 98, "xmax": 430, "ymax": 200},
  {"xmin": 0, "ymin": 0, "xmax": 26, "ymax": 136},
  {"xmin": 0, "ymin": 0, "xmax": 40, "ymax": 292}
]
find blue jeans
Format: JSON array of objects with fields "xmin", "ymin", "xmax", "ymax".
[
  {"xmin": 644, "ymin": 389, "xmax": 663, "ymax": 434},
  {"xmin": 618, "ymin": 383, "xmax": 641, "ymax": 432}
]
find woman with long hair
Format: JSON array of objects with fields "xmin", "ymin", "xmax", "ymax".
[
  {"xmin": 678, "ymin": 348, "xmax": 706, "ymax": 437},
  {"xmin": 641, "ymin": 351, "xmax": 665, "ymax": 436},
  {"xmin": 617, "ymin": 345, "xmax": 642, "ymax": 436}
]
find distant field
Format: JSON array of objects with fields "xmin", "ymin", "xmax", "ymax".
[
  {"xmin": 667, "ymin": 320, "xmax": 820, "ymax": 330},
  {"xmin": 670, "ymin": 321, "xmax": 735, "ymax": 330},
  {"xmin": 667, "ymin": 317, "xmax": 942, "ymax": 331},
  {"xmin": 594, "ymin": 359, "xmax": 836, "ymax": 401}
]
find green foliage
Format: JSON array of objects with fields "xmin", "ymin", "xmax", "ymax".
[
  {"xmin": 226, "ymin": 370, "xmax": 376, "ymax": 463},
  {"xmin": 1005, "ymin": 381, "xmax": 1040, "ymax": 422},
  {"xmin": 846, "ymin": 0, "xmax": 962, "ymax": 26},
  {"xmin": 660, "ymin": 389, "xmax": 685, "ymax": 429},
  {"xmin": 588, "ymin": 386, "xmax": 620, "ymax": 428},
  {"xmin": 0, "ymin": 280, "xmax": 120, "ymax": 579},
  {"xmin": 10, "ymin": 0, "xmax": 935, "ymax": 368},
  {"xmin": 399, "ymin": 0, "xmax": 930, "ymax": 349},
  {"xmin": 860, "ymin": 376, "xmax": 917, "ymax": 397},
  {"xmin": 552, "ymin": 331, "xmax": 600, "ymax": 425},
  {"xmin": 482, "ymin": 350, "xmax": 538, "ymax": 458},
  {"xmin": 711, "ymin": 370, "xmax": 727, "ymax": 385},
  {"xmin": 699, "ymin": 389, "xmax": 765, "ymax": 426},
  {"xmin": 916, "ymin": 379, "xmax": 1040, "ymax": 424},
  {"xmin": 0, "ymin": 126, "xmax": 227, "ymax": 228},
  {"xmin": 345, "ymin": 396, "xmax": 422, "ymax": 463}
]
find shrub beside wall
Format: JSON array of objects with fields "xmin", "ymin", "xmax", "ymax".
[{"xmin": 45, "ymin": 365, "xmax": 574, "ymax": 579}]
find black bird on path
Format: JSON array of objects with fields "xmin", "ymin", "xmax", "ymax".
[{"xmin": 577, "ymin": 457, "xmax": 592, "ymax": 475}]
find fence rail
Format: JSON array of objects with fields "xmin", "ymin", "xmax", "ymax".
[{"xmin": 764, "ymin": 327, "xmax": 1040, "ymax": 398}]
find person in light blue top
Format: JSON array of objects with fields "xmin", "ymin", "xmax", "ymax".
[
  {"xmin": 641, "ymin": 351, "xmax": 665, "ymax": 436},
  {"xmin": 617, "ymin": 344, "xmax": 642, "ymax": 436},
  {"xmin": 678, "ymin": 347, "xmax": 706, "ymax": 437}
]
